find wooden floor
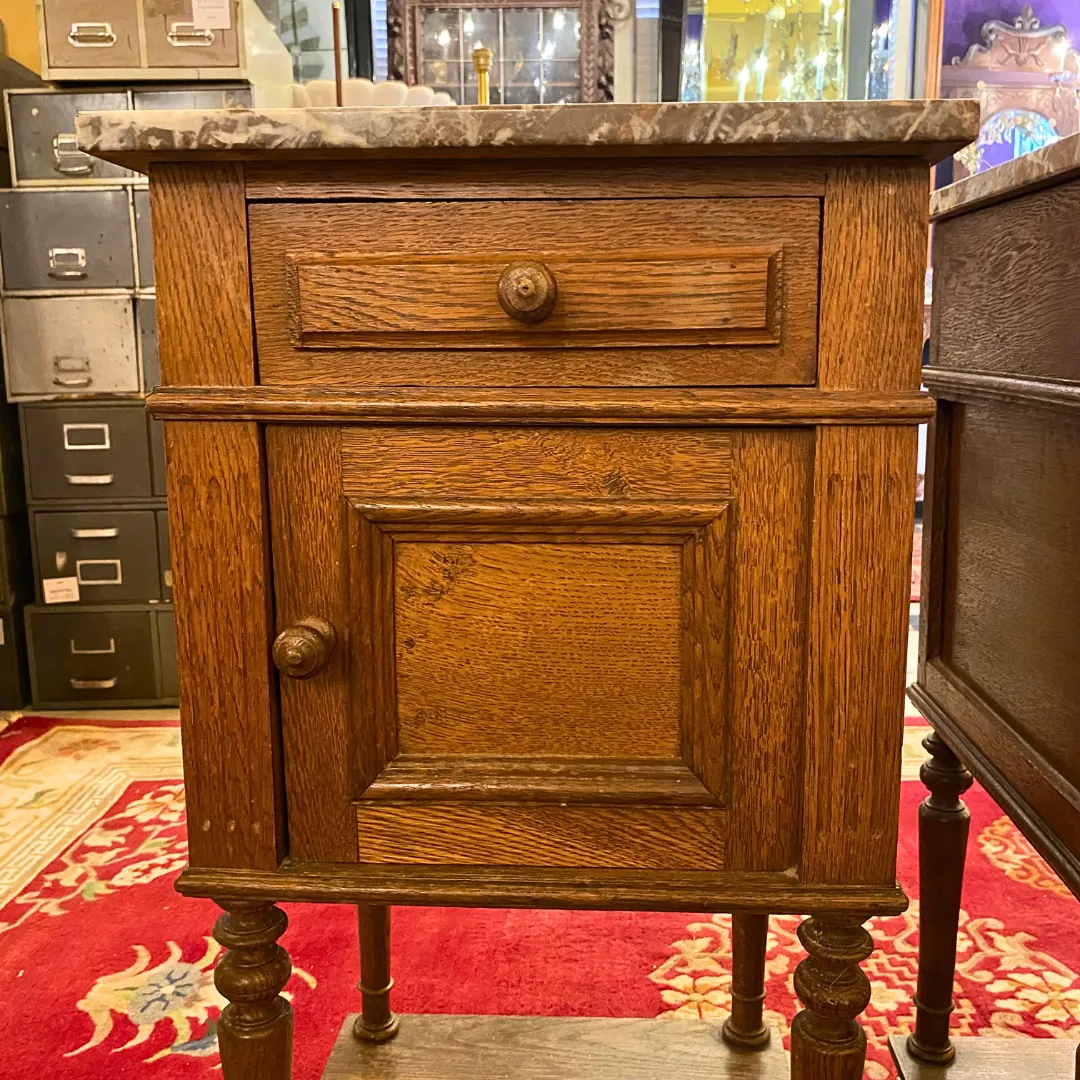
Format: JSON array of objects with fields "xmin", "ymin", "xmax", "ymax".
[
  {"xmin": 890, "ymin": 1034, "xmax": 1077, "ymax": 1079},
  {"xmin": 323, "ymin": 1014, "xmax": 789, "ymax": 1079}
]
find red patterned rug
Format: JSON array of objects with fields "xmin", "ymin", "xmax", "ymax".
[{"xmin": 2, "ymin": 713, "xmax": 1078, "ymax": 1080}]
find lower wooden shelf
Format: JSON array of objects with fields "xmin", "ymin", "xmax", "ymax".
[
  {"xmin": 889, "ymin": 1034, "xmax": 1078, "ymax": 1078},
  {"xmin": 323, "ymin": 1014, "xmax": 788, "ymax": 1079}
]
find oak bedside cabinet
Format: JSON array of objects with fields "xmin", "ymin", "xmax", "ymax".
[{"xmin": 77, "ymin": 99, "xmax": 979, "ymax": 1080}]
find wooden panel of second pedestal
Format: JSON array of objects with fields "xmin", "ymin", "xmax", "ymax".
[{"xmin": 268, "ymin": 424, "xmax": 810, "ymax": 874}]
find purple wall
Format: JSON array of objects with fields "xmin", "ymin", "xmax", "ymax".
[{"xmin": 943, "ymin": 0, "xmax": 1080, "ymax": 63}]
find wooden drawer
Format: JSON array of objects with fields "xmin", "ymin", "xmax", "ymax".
[{"xmin": 249, "ymin": 198, "xmax": 820, "ymax": 388}]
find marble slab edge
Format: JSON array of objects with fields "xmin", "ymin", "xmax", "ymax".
[
  {"xmin": 76, "ymin": 100, "xmax": 980, "ymax": 172},
  {"xmin": 932, "ymin": 130, "xmax": 1080, "ymax": 220}
]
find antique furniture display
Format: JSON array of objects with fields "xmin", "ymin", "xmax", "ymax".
[
  {"xmin": 388, "ymin": 0, "xmax": 611, "ymax": 102},
  {"xmin": 940, "ymin": 4, "xmax": 1079, "ymax": 181},
  {"xmin": 898, "ymin": 134, "xmax": 1080, "ymax": 1078},
  {"xmin": 78, "ymin": 98, "xmax": 978, "ymax": 1080}
]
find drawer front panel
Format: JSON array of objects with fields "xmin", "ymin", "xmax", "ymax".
[
  {"xmin": 34, "ymin": 509, "xmax": 162, "ymax": 602},
  {"xmin": 132, "ymin": 85, "xmax": 253, "ymax": 109},
  {"xmin": 355, "ymin": 804, "xmax": 726, "ymax": 869},
  {"xmin": 157, "ymin": 608, "xmax": 177, "ymax": 699},
  {"xmin": 133, "ymin": 189, "xmax": 154, "ymax": 289},
  {"xmin": 144, "ymin": 0, "xmax": 239, "ymax": 66},
  {"xmin": 42, "ymin": 0, "xmax": 141, "ymax": 69},
  {"xmin": 3, "ymin": 296, "xmax": 139, "ymax": 398},
  {"xmin": 27, "ymin": 606, "xmax": 157, "ymax": 703},
  {"xmin": 0, "ymin": 189, "xmax": 135, "ymax": 291},
  {"xmin": 0, "ymin": 518, "xmax": 31, "ymax": 608},
  {"xmin": 8, "ymin": 91, "xmax": 132, "ymax": 184},
  {"xmin": 251, "ymin": 198, "xmax": 820, "ymax": 387},
  {"xmin": 22, "ymin": 403, "xmax": 154, "ymax": 502},
  {"xmin": 157, "ymin": 509, "xmax": 172, "ymax": 599}
]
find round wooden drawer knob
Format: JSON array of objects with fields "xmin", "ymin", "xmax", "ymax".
[
  {"xmin": 497, "ymin": 260, "xmax": 558, "ymax": 323},
  {"xmin": 273, "ymin": 616, "xmax": 337, "ymax": 679}
]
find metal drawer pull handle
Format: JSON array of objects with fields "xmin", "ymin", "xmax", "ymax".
[
  {"xmin": 70, "ymin": 637, "xmax": 116, "ymax": 656},
  {"xmin": 65, "ymin": 474, "xmax": 115, "ymax": 486},
  {"xmin": 76, "ymin": 559, "xmax": 123, "ymax": 585},
  {"xmin": 53, "ymin": 375, "xmax": 93, "ymax": 388},
  {"xmin": 273, "ymin": 616, "xmax": 336, "ymax": 679},
  {"xmin": 71, "ymin": 527, "xmax": 120, "ymax": 539},
  {"xmin": 70, "ymin": 677, "xmax": 118, "ymax": 690},
  {"xmin": 167, "ymin": 21, "xmax": 215, "ymax": 45},
  {"xmin": 67, "ymin": 21, "xmax": 116, "ymax": 46},
  {"xmin": 48, "ymin": 247, "xmax": 87, "ymax": 279},
  {"xmin": 52, "ymin": 134, "xmax": 93, "ymax": 175},
  {"xmin": 497, "ymin": 260, "xmax": 558, "ymax": 323},
  {"xmin": 63, "ymin": 422, "xmax": 110, "ymax": 451}
]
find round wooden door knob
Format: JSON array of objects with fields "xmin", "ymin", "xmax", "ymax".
[
  {"xmin": 497, "ymin": 260, "xmax": 558, "ymax": 323},
  {"xmin": 273, "ymin": 616, "xmax": 337, "ymax": 679}
]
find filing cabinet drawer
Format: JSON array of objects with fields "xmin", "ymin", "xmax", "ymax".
[
  {"xmin": 0, "ymin": 398, "xmax": 26, "ymax": 516},
  {"xmin": 249, "ymin": 197, "xmax": 821, "ymax": 387},
  {"xmin": 157, "ymin": 509, "xmax": 171, "ymax": 599},
  {"xmin": 0, "ymin": 516, "xmax": 32, "ymax": 608},
  {"xmin": 0, "ymin": 189, "xmax": 135, "ymax": 291},
  {"xmin": 150, "ymin": 416, "xmax": 167, "ymax": 496},
  {"xmin": 33, "ymin": 508, "xmax": 162, "ymax": 603},
  {"xmin": 144, "ymin": 0, "xmax": 239, "ymax": 66},
  {"xmin": 157, "ymin": 607, "xmax": 177, "ymax": 698},
  {"xmin": 0, "ymin": 606, "xmax": 30, "ymax": 710},
  {"xmin": 2, "ymin": 296, "xmax": 139, "ymax": 399},
  {"xmin": 41, "ymin": 0, "xmax": 141, "ymax": 70},
  {"xmin": 6, "ymin": 90, "xmax": 133, "ymax": 185},
  {"xmin": 22, "ymin": 403, "xmax": 155, "ymax": 502},
  {"xmin": 134, "ymin": 188, "xmax": 153, "ymax": 289},
  {"xmin": 131, "ymin": 85, "xmax": 252, "ymax": 109},
  {"xmin": 27, "ymin": 604, "xmax": 159, "ymax": 704},
  {"xmin": 137, "ymin": 296, "xmax": 159, "ymax": 389}
]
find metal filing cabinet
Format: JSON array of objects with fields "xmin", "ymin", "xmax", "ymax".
[
  {"xmin": 137, "ymin": 296, "xmax": 158, "ymax": 390},
  {"xmin": 0, "ymin": 188, "xmax": 135, "ymax": 292},
  {"xmin": 131, "ymin": 85, "xmax": 252, "ymax": 109},
  {"xmin": 133, "ymin": 188, "xmax": 153, "ymax": 289},
  {"xmin": 5, "ymin": 90, "xmax": 134, "ymax": 185},
  {"xmin": 2, "ymin": 295, "xmax": 139, "ymax": 399},
  {"xmin": 21, "ymin": 402, "xmax": 156, "ymax": 503},
  {"xmin": 40, "ymin": 0, "xmax": 143, "ymax": 72},
  {"xmin": 32, "ymin": 507, "xmax": 163, "ymax": 602},
  {"xmin": 156, "ymin": 508, "xmax": 171, "ymax": 599}
]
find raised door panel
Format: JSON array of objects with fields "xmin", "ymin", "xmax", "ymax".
[{"xmin": 269, "ymin": 425, "xmax": 811, "ymax": 877}]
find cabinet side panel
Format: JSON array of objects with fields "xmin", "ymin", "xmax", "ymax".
[
  {"xmin": 165, "ymin": 421, "xmax": 283, "ymax": 869},
  {"xmin": 726, "ymin": 429, "xmax": 812, "ymax": 871},
  {"xmin": 818, "ymin": 162, "xmax": 928, "ymax": 391},
  {"xmin": 149, "ymin": 162, "xmax": 255, "ymax": 387},
  {"xmin": 801, "ymin": 425, "xmax": 916, "ymax": 885}
]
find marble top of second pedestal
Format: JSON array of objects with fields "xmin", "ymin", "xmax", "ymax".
[{"xmin": 76, "ymin": 100, "xmax": 979, "ymax": 173}]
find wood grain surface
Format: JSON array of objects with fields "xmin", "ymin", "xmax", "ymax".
[
  {"xmin": 290, "ymin": 247, "xmax": 778, "ymax": 348},
  {"xmin": 148, "ymin": 385, "xmax": 936, "ymax": 425},
  {"xmin": 322, "ymin": 1014, "xmax": 789, "ymax": 1080},
  {"xmin": 889, "ymin": 1033, "xmax": 1078, "ymax": 1079},
  {"xmin": 817, "ymin": 162, "xmax": 928, "ymax": 391},
  {"xmin": 244, "ymin": 157, "xmax": 828, "ymax": 201},
  {"xmin": 148, "ymin": 163, "xmax": 255, "ymax": 387},
  {"xmin": 265, "ymin": 425, "xmax": 356, "ymax": 862},
  {"xmin": 801, "ymin": 425, "xmax": 917, "ymax": 885},
  {"xmin": 165, "ymin": 422, "xmax": 282, "ymax": 869},
  {"xmin": 249, "ymin": 197, "xmax": 820, "ymax": 387},
  {"xmin": 355, "ymin": 804, "xmax": 726, "ymax": 868},
  {"xmin": 726, "ymin": 429, "xmax": 813, "ymax": 871},
  {"xmin": 933, "ymin": 179, "xmax": 1080, "ymax": 383},
  {"xmin": 341, "ymin": 427, "xmax": 732, "ymax": 501}
]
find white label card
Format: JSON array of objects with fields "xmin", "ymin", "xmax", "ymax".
[
  {"xmin": 43, "ymin": 577, "xmax": 80, "ymax": 604},
  {"xmin": 191, "ymin": 0, "xmax": 231, "ymax": 30}
]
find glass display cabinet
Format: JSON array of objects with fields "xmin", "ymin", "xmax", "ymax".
[{"xmin": 387, "ymin": 0, "xmax": 613, "ymax": 101}]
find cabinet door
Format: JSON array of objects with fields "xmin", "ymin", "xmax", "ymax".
[
  {"xmin": 42, "ymin": 0, "xmax": 141, "ymax": 69},
  {"xmin": 268, "ymin": 424, "xmax": 812, "ymax": 873}
]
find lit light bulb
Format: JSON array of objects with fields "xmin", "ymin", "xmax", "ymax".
[
  {"xmin": 463, "ymin": 16, "xmax": 474, "ymax": 34},
  {"xmin": 737, "ymin": 65, "xmax": 750, "ymax": 100},
  {"xmin": 1055, "ymin": 37, "xmax": 1070, "ymax": 60},
  {"xmin": 781, "ymin": 73, "xmax": 794, "ymax": 92},
  {"xmin": 437, "ymin": 28, "xmax": 451, "ymax": 47},
  {"xmin": 542, "ymin": 40, "xmax": 555, "ymax": 58},
  {"xmin": 815, "ymin": 50, "xmax": 827, "ymax": 67},
  {"xmin": 533, "ymin": 76, "xmax": 541, "ymax": 88},
  {"xmin": 553, "ymin": 11, "xmax": 565, "ymax": 29},
  {"xmin": 834, "ymin": 6, "xmax": 844, "ymax": 24},
  {"xmin": 754, "ymin": 53, "xmax": 768, "ymax": 73}
]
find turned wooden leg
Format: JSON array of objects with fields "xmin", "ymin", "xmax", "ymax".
[
  {"xmin": 722, "ymin": 912, "xmax": 771, "ymax": 1050},
  {"xmin": 213, "ymin": 900, "xmax": 293, "ymax": 1080},
  {"xmin": 790, "ymin": 915, "xmax": 873, "ymax": 1080},
  {"xmin": 907, "ymin": 731, "xmax": 974, "ymax": 1065},
  {"xmin": 353, "ymin": 903, "xmax": 399, "ymax": 1042}
]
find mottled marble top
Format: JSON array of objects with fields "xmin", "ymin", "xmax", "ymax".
[
  {"xmin": 76, "ymin": 100, "xmax": 979, "ymax": 171},
  {"xmin": 931, "ymin": 131, "xmax": 1080, "ymax": 219}
]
